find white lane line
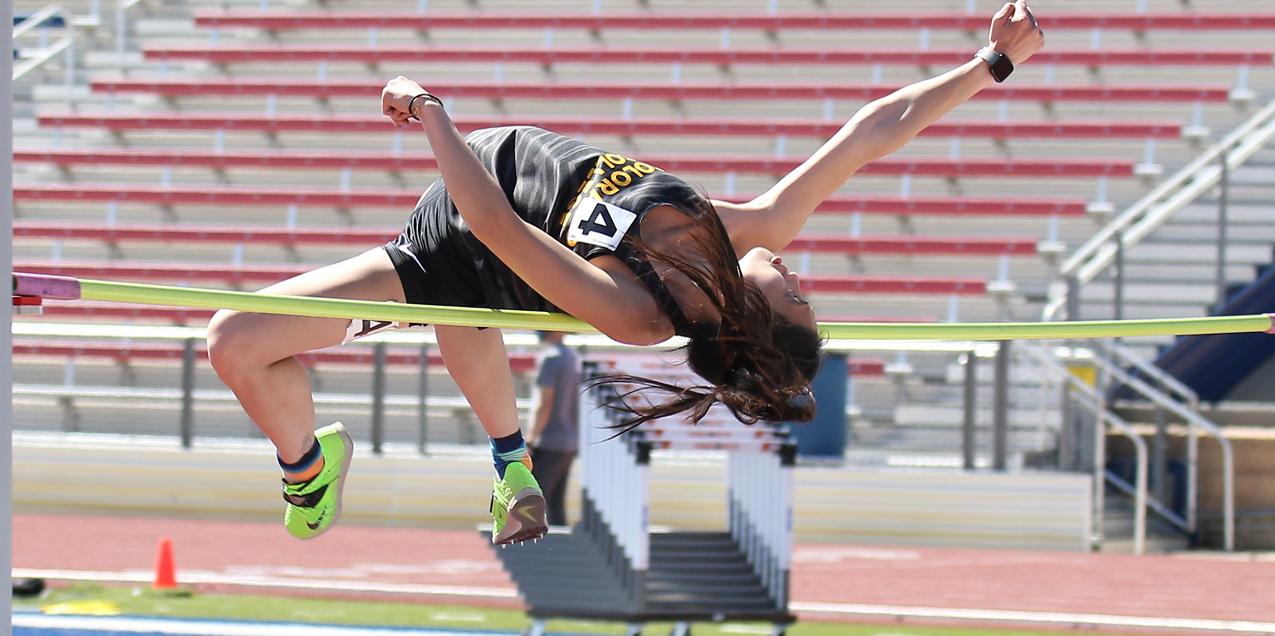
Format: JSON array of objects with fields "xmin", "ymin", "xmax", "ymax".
[
  {"xmin": 13, "ymin": 613, "xmax": 507, "ymax": 635},
  {"xmin": 14, "ymin": 568, "xmax": 519, "ymax": 599},
  {"xmin": 790, "ymin": 601, "xmax": 1275, "ymax": 634}
]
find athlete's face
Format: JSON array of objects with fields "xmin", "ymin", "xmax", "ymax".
[{"xmin": 739, "ymin": 247, "xmax": 817, "ymax": 331}]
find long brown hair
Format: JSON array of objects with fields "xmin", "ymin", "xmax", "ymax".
[{"xmin": 591, "ymin": 196, "xmax": 825, "ymax": 432}]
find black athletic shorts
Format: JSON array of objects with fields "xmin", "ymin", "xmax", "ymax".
[{"xmin": 381, "ymin": 183, "xmax": 487, "ymax": 309}]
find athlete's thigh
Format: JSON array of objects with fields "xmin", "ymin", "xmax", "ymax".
[{"xmin": 209, "ymin": 248, "xmax": 407, "ymax": 366}]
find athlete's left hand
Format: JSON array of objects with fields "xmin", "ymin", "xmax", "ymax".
[{"xmin": 382, "ymin": 76, "xmax": 428, "ymax": 127}]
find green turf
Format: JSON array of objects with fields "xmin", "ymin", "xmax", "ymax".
[{"xmin": 13, "ymin": 582, "xmax": 1138, "ymax": 636}]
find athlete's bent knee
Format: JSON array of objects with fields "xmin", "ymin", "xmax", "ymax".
[{"xmin": 207, "ymin": 309, "xmax": 258, "ymax": 387}]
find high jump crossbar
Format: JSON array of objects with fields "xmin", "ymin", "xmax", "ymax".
[{"xmin": 13, "ymin": 272, "xmax": 1275, "ymax": 341}]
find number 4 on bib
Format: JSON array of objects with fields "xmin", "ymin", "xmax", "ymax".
[{"xmin": 566, "ymin": 198, "xmax": 638, "ymax": 251}]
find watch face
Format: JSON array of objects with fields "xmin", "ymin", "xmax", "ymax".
[
  {"xmin": 978, "ymin": 48, "xmax": 1013, "ymax": 83},
  {"xmin": 991, "ymin": 56, "xmax": 1013, "ymax": 82}
]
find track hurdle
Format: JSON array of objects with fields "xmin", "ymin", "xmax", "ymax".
[{"xmin": 489, "ymin": 357, "xmax": 796, "ymax": 636}]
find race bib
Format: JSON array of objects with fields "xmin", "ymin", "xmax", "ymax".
[{"xmin": 565, "ymin": 198, "xmax": 638, "ymax": 251}]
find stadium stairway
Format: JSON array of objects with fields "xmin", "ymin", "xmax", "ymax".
[{"xmin": 1074, "ymin": 143, "xmax": 1275, "ymax": 359}]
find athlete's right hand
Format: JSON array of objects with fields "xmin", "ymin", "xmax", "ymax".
[
  {"xmin": 382, "ymin": 76, "xmax": 428, "ymax": 128},
  {"xmin": 988, "ymin": 0, "xmax": 1045, "ymax": 66}
]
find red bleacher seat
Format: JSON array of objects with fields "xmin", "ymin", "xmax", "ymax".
[
  {"xmin": 31, "ymin": 303, "xmax": 941, "ymax": 329},
  {"xmin": 37, "ymin": 113, "xmax": 1188, "ymax": 140},
  {"xmin": 785, "ymin": 235, "xmax": 1038, "ymax": 256},
  {"xmin": 37, "ymin": 301, "xmax": 217, "ymax": 323},
  {"xmin": 16, "ymin": 260, "xmax": 987, "ymax": 296},
  {"xmin": 11, "ymin": 338, "xmax": 536, "ymax": 372},
  {"xmin": 16, "ymin": 260, "xmax": 311, "ymax": 284},
  {"xmin": 14, "ymin": 185, "xmax": 1089, "ymax": 216},
  {"xmin": 13, "ymin": 148, "xmax": 1135, "ymax": 178},
  {"xmin": 142, "ymin": 46, "xmax": 1275, "ymax": 68},
  {"xmin": 13, "ymin": 338, "xmax": 885, "ymax": 377},
  {"xmin": 810, "ymin": 195, "xmax": 1086, "ymax": 217},
  {"xmin": 818, "ymin": 314, "xmax": 936, "ymax": 323},
  {"xmin": 14, "ymin": 222, "xmax": 395, "ymax": 246},
  {"xmin": 15, "ymin": 222, "xmax": 1041, "ymax": 257},
  {"xmin": 190, "ymin": 12, "xmax": 1275, "ymax": 32},
  {"xmin": 14, "ymin": 183, "xmax": 421, "ymax": 207},
  {"xmin": 802, "ymin": 276, "xmax": 986, "ymax": 295},
  {"xmin": 89, "ymin": 79, "xmax": 1234, "ymax": 104}
]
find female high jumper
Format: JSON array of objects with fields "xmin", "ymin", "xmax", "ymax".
[{"xmin": 206, "ymin": 1, "xmax": 1043, "ymax": 545}]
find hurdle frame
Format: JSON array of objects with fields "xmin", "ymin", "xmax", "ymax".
[{"xmin": 490, "ymin": 365, "xmax": 797, "ymax": 635}]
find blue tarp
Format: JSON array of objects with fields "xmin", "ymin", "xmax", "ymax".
[{"xmin": 1155, "ymin": 263, "xmax": 1275, "ymax": 401}]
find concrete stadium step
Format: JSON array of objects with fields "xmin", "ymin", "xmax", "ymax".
[
  {"xmin": 1069, "ymin": 301, "xmax": 1211, "ymax": 321},
  {"xmin": 1151, "ymin": 224, "xmax": 1275, "ymax": 244},
  {"xmin": 1122, "ymin": 243, "xmax": 1273, "ymax": 264},
  {"xmin": 894, "ymin": 404, "xmax": 1062, "ymax": 429},
  {"xmin": 1101, "ymin": 493, "xmax": 1192, "ymax": 554},
  {"xmin": 1079, "ymin": 281, "xmax": 1220, "ymax": 305},
  {"xmin": 851, "ymin": 426, "xmax": 1055, "ymax": 455},
  {"xmin": 1172, "ymin": 203, "xmax": 1275, "ymax": 225},
  {"xmin": 1098, "ymin": 264, "xmax": 1266, "ymax": 285}
]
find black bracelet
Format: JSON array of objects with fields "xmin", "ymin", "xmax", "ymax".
[{"xmin": 408, "ymin": 92, "xmax": 443, "ymax": 120}]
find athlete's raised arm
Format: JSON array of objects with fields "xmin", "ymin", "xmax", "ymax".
[{"xmin": 717, "ymin": 0, "xmax": 1044, "ymax": 253}]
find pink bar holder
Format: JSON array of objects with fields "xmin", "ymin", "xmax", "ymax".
[
  {"xmin": 12, "ymin": 273, "xmax": 82, "ymax": 300},
  {"xmin": 1267, "ymin": 313, "xmax": 1275, "ymax": 334}
]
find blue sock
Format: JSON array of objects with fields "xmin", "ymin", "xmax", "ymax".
[{"xmin": 490, "ymin": 430, "xmax": 527, "ymax": 479}]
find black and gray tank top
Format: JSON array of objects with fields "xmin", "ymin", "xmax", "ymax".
[{"xmin": 460, "ymin": 126, "xmax": 702, "ymax": 336}]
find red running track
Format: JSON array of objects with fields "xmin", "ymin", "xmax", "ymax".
[{"xmin": 14, "ymin": 513, "xmax": 1275, "ymax": 630}]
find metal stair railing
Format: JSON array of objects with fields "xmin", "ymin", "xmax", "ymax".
[
  {"xmin": 1086, "ymin": 349, "xmax": 1235, "ymax": 552},
  {"xmin": 1016, "ymin": 341, "xmax": 1148, "ymax": 554},
  {"xmin": 1093, "ymin": 339, "xmax": 1207, "ymax": 538},
  {"xmin": 1043, "ymin": 96, "xmax": 1275, "ymax": 321},
  {"xmin": 12, "ymin": 5, "xmax": 75, "ymax": 84},
  {"xmin": 1101, "ymin": 340, "xmax": 1201, "ymax": 411},
  {"xmin": 115, "ymin": 0, "xmax": 145, "ymax": 69}
]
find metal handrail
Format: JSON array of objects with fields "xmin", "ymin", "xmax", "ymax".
[
  {"xmin": 1101, "ymin": 340, "xmax": 1200, "ymax": 411},
  {"xmin": 1088, "ymin": 353, "xmax": 1235, "ymax": 551},
  {"xmin": 13, "ymin": 5, "xmax": 63, "ymax": 39},
  {"xmin": 1105, "ymin": 468, "xmax": 1189, "ymax": 532},
  {"xmin": 12, "ymin": 5, "xmax": 75, "ymax": 83},
  {"xmin": 116, "ymin": 0, "xmax": 144, "ymax": 67},
  {"xmin": 1017, "ymin": 341, "xmax": 1148, "ymax": 554},
  {"xmin": 1090, "ymin": 399, "xmax": 1149, "ymax": 556},
  {"xmin": 1044, "ymin": 97, "xmax": 1275, "ymax": 320}
]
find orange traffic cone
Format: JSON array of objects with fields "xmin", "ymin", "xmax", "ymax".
[{"xmin": 153, "ymin": 536, "xmax": 177, "ymax": 589}]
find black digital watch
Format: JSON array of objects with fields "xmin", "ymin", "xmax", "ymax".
[{"xmin": 975, "ymin": 46, "xmax": 1014, "ymax": 83}]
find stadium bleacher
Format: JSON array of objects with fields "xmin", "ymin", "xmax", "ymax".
[
  {"xmin": 141, "ymin": 45, "xmax": 1274, "ymax": 68},
  {"xmin": 14, "ymin": 221, "xmax": 1042, "ymax": 256},
  {"xmin": 36, "ymin": 113, "xmax": 1188, "ymax": 140},
  {"xmin": 188, "ymin": 11, "xmax": 1275, "ymax": 32},
  {"xmin": 11, "ymin": 0, "xmax": 1273, "ymax": 494},
  {"xmin": 22, "ymin": 3, "xmax": 1257, "ymax": 317},
  {"xmin": 13, "ymin": 147, "xmax": 1137, "ymax": 178},
  {"xmin": 88, "ymin": 77, "xmax": 1238, "ymax": 104},
  {"xmin": 14, "ymin": 185, "xmax": 1091, "ymax": 217}
]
